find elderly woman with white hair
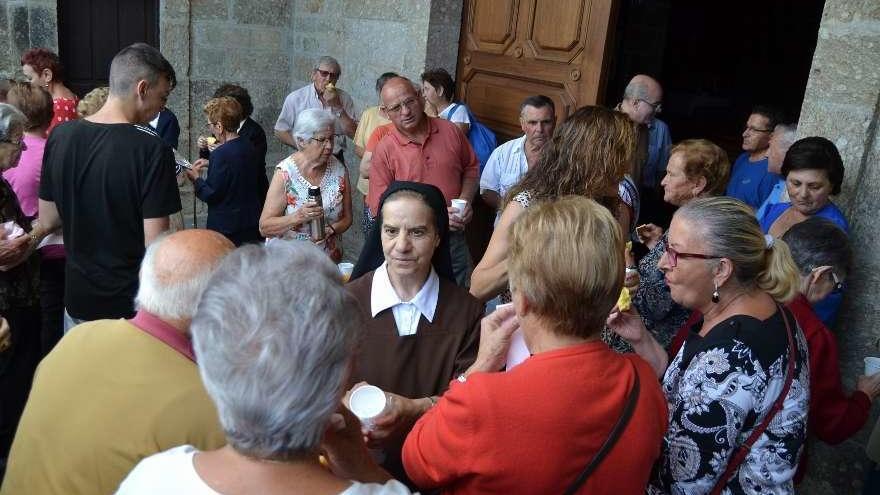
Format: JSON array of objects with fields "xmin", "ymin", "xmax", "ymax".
[
  {"xmin": 116, "ymin": 241, "xmax": 412, "ymax": 494},
  {"xmin": 260, "ymin": 108, "xmax": 352, "ymax": 262},
  {"xmin": 0, "ymin": 103, "xmax": 41, "ymax": 466}
]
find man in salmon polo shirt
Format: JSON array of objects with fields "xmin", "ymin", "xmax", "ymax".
[
  {"xmin": 367, "ymin": 77, "xmax": 479, "ymax": 287},
  {"xmin": 0, "ymin": 230, "xmax": 233, "ymax": 495}
]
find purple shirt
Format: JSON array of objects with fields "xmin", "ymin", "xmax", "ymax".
[{"xmin": 3, "ymin": 134, "xmax": 46, "ymax": 218}]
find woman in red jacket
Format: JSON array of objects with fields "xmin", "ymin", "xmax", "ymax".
[
  {"xmin": 781, "ymin": 217, "xmax": 880, "ymax": 481},
  {"xmin": 402, "ymin": 196, "xmax": 667, "ymax": 494}
]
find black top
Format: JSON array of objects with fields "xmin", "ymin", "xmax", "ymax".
[
  {"xmin": 40, "ymin": 121, "xmax": 181, "ymax": 320},
  {"xmin": 200, "ymin": 117, "xmax": 269, "ymax": 206},
  {"xmin": 154, "ymin": 109, "xmax": 180, "ymax": 150},
  {"xmin": 0, "ymin": 179, "xmax": 39, "ymax": 312},
  {"xmin": 193, "ymin": 137, "xmax": 262, "ymax": 244}
]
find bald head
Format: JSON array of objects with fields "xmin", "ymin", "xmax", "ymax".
[
  {"xmin": 136, "ymin": 230, "xmax": 235, "ymax": 324},
  {"xmin": 380, "ymin": 77, "xmax": 425, "ymax": 133},
  {"xmin": 621, "ymin": 74, "xmax": 663, "ymax": 125}
]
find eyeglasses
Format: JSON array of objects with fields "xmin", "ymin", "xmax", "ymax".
[
  {"xmin": 309, "ymin": 135, "xmax": 335, "ymax": 146},
  {"xmin": 637, "ymin": 99, "xmax": 662, "ymax": 114},
  {"xmin": 315, "ymin": 69, "xmax": 339, "ymax": 79},
  {"xmin": 660, "ymin": 238, "xmax": 720, "ymax": 268},
  {"xmin": 744, "ymin": 125, "xmax": 773, "ymax": 134},
  {"xmin": 382, "ymin": 97, "xmax": 420, "ymax": 115}
]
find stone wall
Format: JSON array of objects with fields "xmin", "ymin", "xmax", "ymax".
[
  {"xmin": 0, "ymin": 0, "xmax": 57, "ymax": 78},
  {"xmin": 796, "ymin": 1, "xmax": 880, "ymax": 493},
  {"xmin": 288, "ymin": 0, "xmax": 462, "ymax": 260},
  {"xmin": 161, "ymin": 0, "xmax": 294, "ymax": 228}
]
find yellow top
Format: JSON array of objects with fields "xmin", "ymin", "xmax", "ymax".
[
  {"xmin": 0, "ymin": 318, "xmax": 226, "ymax": 495},
  {"xmin": 353, "ymin": 105, "xmax": 391, "ymax": 196}
]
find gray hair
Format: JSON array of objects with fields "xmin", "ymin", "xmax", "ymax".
[
  {"xmin": 135, "ymin": 234, "xmax": 218, "ymax": 320},
  {"xmin": 109, "ymin": 43, "xmax": 176, "ymax": 96},
  {"xmin": 774, "ymin": 123, "xmax": 798, "ymax": 148},
  {"xmin": 313, "ymin": 55, "xmax": 341, "ymax": 76},
  {"xmin": 676, "ymin": 196, "xmax": 800, "ymax": 303},
  {"xmin": 781, "ymin": 216, "xmax": 851, "ymax": 279},
  {"xmin": 292, "ymin": 108, "xmax": 335, "ymax": 148},
  {"xmin": 191, "ymin": 241, "xmax": 362, "ymax": 460},
  {"xmin": 0, "ymin": 103, "xmax": 27, "ymax": 140}
]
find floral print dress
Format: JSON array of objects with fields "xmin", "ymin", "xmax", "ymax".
[
  {"xmin": 275, "ymin": 155, "xmax": 346, "ymax": 261},
  {"xmin": 648, "ymin": 310, "xmax": 810, "ymax": 494}
]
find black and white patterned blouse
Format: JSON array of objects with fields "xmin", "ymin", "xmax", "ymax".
[{"xmin": 648, "ymin": 309, "xmax": 810, "ymax": 494}]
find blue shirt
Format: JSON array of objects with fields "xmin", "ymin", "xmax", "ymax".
[
  {"xmin": 755, "ymin": 178, "xmax": 786, "ymax": 223},
  {"xmin": 726, "ymin": 152, "xmax": 779, "ymax": 209},
  {"xmin": 643, "ymin": 118, "xmax": 672, "ymax": 189}
]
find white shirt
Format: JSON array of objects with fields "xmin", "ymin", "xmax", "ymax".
[
  {"xmin": 479, "ymin": 135, "xmax": 528, "ymax": 225},
  {"xmin": 116, "ymin": 445, "xmax": 414, "ymax": 495},
  {"xmin": 275, "ymin": 83, "xmax": 357, "ymax": 153},
  {"xmin": 439, "ymin": 103, "xmax": 471, "ymax": 125},
  {"xmin": 370, "ymin": 262, "xmax": 440, "ymax": 336}
]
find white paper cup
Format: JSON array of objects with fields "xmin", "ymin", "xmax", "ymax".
[
  {"xmin": 451, "ymin": 199, "xmax": 468, "ymax": 219},
  {"xmin": 348, "ymin": 385, "xmax": 389, "ymax": 427},
  {"xmin": 865, "ymin": 357, "xmax": 880, "ymax": 376},
  {"xmin": 338, "ymin": 262, "xmax": 354, "ymax": 283}
]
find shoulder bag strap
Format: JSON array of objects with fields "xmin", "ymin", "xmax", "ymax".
[
  {"xmin": 709, "ymin": 305, "xmax": 797, "ymax": 495},
  {"xmin": 563, "ymin": 363, "xmax": 641, "ymax": 495}
]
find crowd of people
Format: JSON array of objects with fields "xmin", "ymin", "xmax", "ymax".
[{"xmin": 0, "ymin": 43, "xmax": 878, "ymax": 495}]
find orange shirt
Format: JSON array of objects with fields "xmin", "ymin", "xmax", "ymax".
[
  {"xmin": 365, "ymin": 122, "xmax": 395, "ymax": 153},
  {"xmin": 402, "ymin": 341, "xmax": 667, "ymax": 494},
  {"xmin": 366, "ymin": 117, "xmax": 478, "ymax": 216}
]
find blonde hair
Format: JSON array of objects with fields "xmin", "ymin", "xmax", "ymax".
[
  {"xmin": 669, "ymin": 139, "xmax": 731, "ymax": 197},
  {"xmin": 509, "ymin": 196, "xmax": 623, "ymax": 337},
  {"xmin": 77, "ymin": 86, "xmax": 109, "ymax": 118},
  {"xmin": 204, "ymin": 96, "xmax": 243, "ymax": 132},
  {"xmin": 677, "ymin": 197, "xmax": 799, "ymax": 303}
]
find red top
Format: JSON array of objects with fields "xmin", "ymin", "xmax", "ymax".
[
  {"xmin": 128, "ymin": 310, "xmax": 196, "ymax": 362},
  {"xmin": 667, "ymin": 297, "xmax": 871, "ymax": 483},
  {"xmin": 48, "ymin": 96, "xmax": 79, "ymax": 133},
  {"xmin": 367, "ymin": 117, "xmax": 479, "ymax": 216},
  {"xmin": 402, "ymin": 340, "xmax": 667, "ymax": 494}
]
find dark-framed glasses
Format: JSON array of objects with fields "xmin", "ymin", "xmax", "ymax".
[
  {"xmin": 660, "ymin": 237, "xmax": 720, "ymax": 268},
  {"xmin": 744, "ymin": 125, "xmax": 773, "ymax": 134}
]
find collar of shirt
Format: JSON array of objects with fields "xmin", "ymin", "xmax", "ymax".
[
  {"xmin": 128, "ymin": 310, "xmax": 196, "ymax": 362},
  {"xmin": 237, "ymin": 119, "xmax": 245, "ymax": 133},
  {"xmin": 371, "ymin": 262, "xmax": 440, "ymax": 336}
]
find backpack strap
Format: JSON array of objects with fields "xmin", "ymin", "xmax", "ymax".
[{"xmin": 563, "ymin": 363, "xmax": 641, "ymax": 495}]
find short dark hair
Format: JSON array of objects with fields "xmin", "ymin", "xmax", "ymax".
[
  {"xmin": 420, "ymin": 68, "xmax": 455, "ymax": 101},
  {"xmin": 376, "ymin": 72, "xmax": 399, "ymax": 93},
  {"xmin": 520, "ymin": 95, "xmax": 555, "ymax": 115},
  {"xmin": 751, "ymin": 105, "xmax": 784, "ymax": 130},
  {"xmin": 212, "ymin": 84, "xmax": 253, "ymax": 118},
  {"xmin": 21, "ymin": 48, "xmax": 65, "ymax": 82},
  {"xmin": 109, "ymin": 43, "xmax": 176, "ymax": 95},
  {"xmin": 781, "ymin": 216, "xmax": 851, "ymax": 279},
  {"xmin": 6, "ymin": 81, "xmax": 53, "ymax": 130},
  {"xmin": 781, "ymin": 136, "xmax": 845, "ymax": 195}
]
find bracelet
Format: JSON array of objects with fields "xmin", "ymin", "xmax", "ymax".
[{"xmin": 328, "ymin": 224, "xmax": 336, "ymax": 235}]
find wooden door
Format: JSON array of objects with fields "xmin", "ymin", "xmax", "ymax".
[
  {"xmin": 457, "ymin": 0, "xmax": 618, "ymax": 139},
  {"xmin": 58, "ymin": 0, "xmax": 159, "ymax": 97}
]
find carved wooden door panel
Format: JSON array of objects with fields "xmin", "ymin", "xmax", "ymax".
[{"xmin": 457, "ymin": 0, "xmax": 617, "ymax": 139}]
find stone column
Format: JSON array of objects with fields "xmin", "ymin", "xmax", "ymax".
[{"xmin": 796, "ymin": 1, "xmax": 880, "ymax": 493}]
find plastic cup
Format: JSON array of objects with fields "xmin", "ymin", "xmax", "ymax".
[
  {"xmin": 865, "ymin": 357, "xmax": 880, "ymax": 376},
  {"xmin": 338, "ymin": 262, "xmax": 354, "ymax": 283},
  {"xmin": 348, "ymin": 385, "xmax": 389, "ymax": 427},
  {"xmin": 451, "ymin": 199, "xmax": 468, "ymax": 219}
]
